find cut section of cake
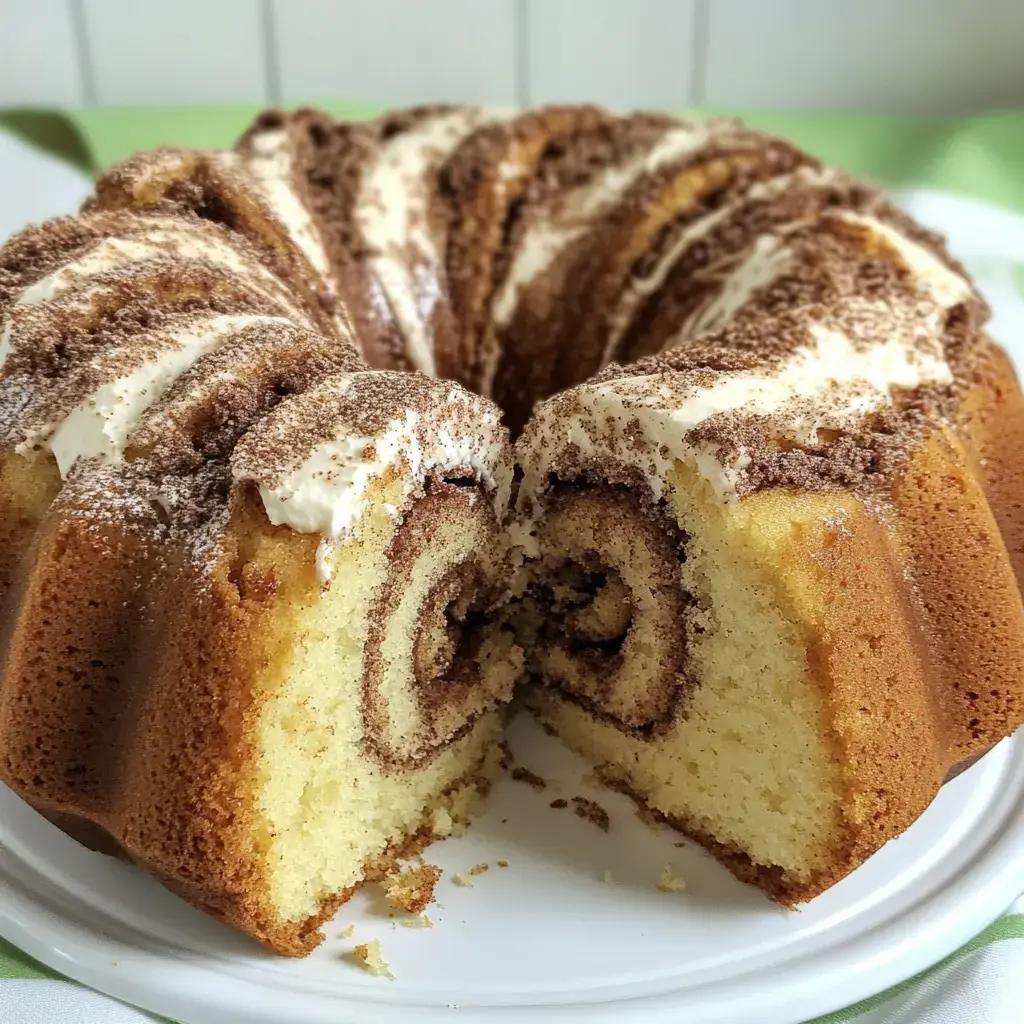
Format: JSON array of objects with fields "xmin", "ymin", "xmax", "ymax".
[
  {"xmin": 0, "ymin": 351, "xmax": 519, "ymax": 954},
  {"xmin": 511, "ymin": 207, "xmax": 1024, "ymax": 901},
  {"xmin": 0, "ymin": 138, "xmax": 522, "ymax": 954}
]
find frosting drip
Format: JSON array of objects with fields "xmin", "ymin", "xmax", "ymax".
[
  {"xmin": 492, "ymin": 123, "xmax": 715, "ymax": 331},
  {"xmin": 356, "ymin": 109, "xmax": 506, "ymax": 375},
  {"xmin": 241, "ymin": 131, "xmax": 335, "ymax": 281},
  {"xmin": 231, "ymin": 372, "xmax": 512, "ymax": 583},
  {"xmin": 518, "ymin": 295, "xmax": 955, "ymax": 506},
  {"xmin": 18, "ymin": 314, "xmax": 291, "ymax": 477}
]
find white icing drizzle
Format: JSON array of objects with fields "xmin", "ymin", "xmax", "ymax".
[
  {"xmin": 237, "ymin": 375, "xmax": 512, "ymax": 583},
  {"xmin": 19, "ymin": 314, "xmax": 290, "ymax": 477},
  {"xmin": 675, "ymin": 233, "xmax": 795, "ymax": 343},
  {"xmin": 0, "ymin": 223, "xmax": 306, "ymax": 373},
  {"xmin": 489, "ymin": 123, "xmax": 715, "ymax": 335},
  {"xmin": 356, "ymin": 109, "xmax": 503, "ymax": 376},
  {"xmin": 24, "ymin": 223, "xmax": 295, "ymax": 306},
  {"xmin": 518, "ymin": 299, "xmax": 953, "ymax": 505},
  {"xmin": 831, "ymin": 210, "xmax": 972, "ymax": 308},
  {"xmin": 599, "ymin": 166, "xmax": 839, "ymax": 367},
  {"xmin": 241, "ymin": 131, "xmax": 334, "ymax": 280}
]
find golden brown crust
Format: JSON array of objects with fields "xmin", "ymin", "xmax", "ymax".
[{"xmin": 0, "ymin": 479, "xmax": 498, "ymax": 956}]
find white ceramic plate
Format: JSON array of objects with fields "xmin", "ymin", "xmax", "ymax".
[{"xmin": 2, "ymin": 190, "xmax": 1024, "ymax": 1024}]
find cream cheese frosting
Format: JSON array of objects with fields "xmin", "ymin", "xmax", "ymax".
[
  {"xmin": 356, "ymin": 109, "xmax": 505, "ymax": 376},
  {"xmin": 238, "ymin": 131, "xmax": 334, "ymax": 282},
  {"xmin": 231, "ymin": 372, "xmax": 512, "ymax": 583},
  {"xmin": 0, "ymin": 223, "xmax": 306, "ymax": 370},
  {"xmin": 17, "ymin": 314, "xmax": 291, "ymax": 477},
  {"xmin": 490, "ymin": 123, "xmax": 715, "ymax": 332},
  {"xmin": 599, "ymin": 167, "xmax": 842, "ymax": 367},
  {"xmin": 680, "ymin": 233, "xmax": 796, "ymax": 342},
  {"xmin": 517, "ymin": 296, "xmax": 954, "ymax": 507},
  {"xmin": 831, "ymin": 210, "xmax": 972, "ymax": 308}
]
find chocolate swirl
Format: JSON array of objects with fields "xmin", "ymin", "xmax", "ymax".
[
  {"xmin": 516, "ymin": 484, "xmax": 691, "ymax": 734},
  {"xmin": 361, "ymin": 480, "xmax": 518, "ymax": 769}
]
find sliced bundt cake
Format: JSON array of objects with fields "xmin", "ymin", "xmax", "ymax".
[{"xmin": 0, "ymin": 104, "xmax": 1023, "ymax": 955}]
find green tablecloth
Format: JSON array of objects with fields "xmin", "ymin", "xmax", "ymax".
[{"xmin": 5, "ymin": 103, "xmax": 1024, "ymax": 214}]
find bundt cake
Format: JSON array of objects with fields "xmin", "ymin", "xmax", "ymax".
[{"xmin": 1, "ymin": 103, "xmax": 1023, "ymax": 954}]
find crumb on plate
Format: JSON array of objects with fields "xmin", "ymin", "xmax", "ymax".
[
  {"xmin": 401, "ymin": 914, "xmax": 434, "ymax": 929},
  {"xmin": 511, "ymin": 766, "xmax": 547, "ymax": 790},
  {"xmin": 658, "ymin": 864, "xmax": 687, "ymax": 893},
  {"xmin": 383, "ymin": 863, "xmax": 442, "ymax": 914},
  {"xmin": 352, "ymin": 940, "xmax": 395, "ymax": 980},
  {"xmin": 571, "ymin": 796, "xmax": 610, "ymax": 832}
]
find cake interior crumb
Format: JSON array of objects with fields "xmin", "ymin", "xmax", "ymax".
[
  {"xmin": 497, "ymin": 859, "xmax": 509, "ymax": 868},
  {"xmin": 468, "ymin": 862, "xmax": 489, "ymax": 876},
  {"xmin": 603, "ymin": 869, "xmax": 614, "ymax": 883},
  {"xmin": 383, "ymin": 863, "xmax": 443, "ymax": 914},
  {"xmin": 430, "ymin": 807, "xmax": 455, "ymax": 837},
  {"xmin": 452, "ymin": 871, "xmax": 474, "ymax": 887},
  {"xmin": 340, "ymin": 924, "xmax": 355, "ymax": 939},
  {"xmin": 352, "ymin": 939, "xmax": 395, "ymax": 980},
  {"xmin": 658, "ymin": 864, "xmax": 687, "ymax": 892}
]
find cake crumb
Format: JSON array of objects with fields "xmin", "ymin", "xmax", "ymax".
[
  {"xmin": 452, "ymin": 871, "xmax": 474, "ymax": 887},
  {"xmin": 550, "ymin": 798, "xmax": 568, "ymax": 809},
  {"xmin": 511, "ymin": 766, "xmax": 547, "ymax": 790},
  {"xmin": 352, "ymin": 940, "xmax": 395, "ymax": 980},
  {"xmin": 603, "ymin": 869, "xmax": 614, "ymax": 883},
  {"xmin": 468, "ymin": 863, "xmax": 489, "ymax": 876},
  {"xmin": 400, "ymin": 914, "xmax": 434, "ymax": 929},
  {"xmin": 674, "ymin": 841, "xmax": 687, "ymax": 848},
  {"xmin": 383, "ymin": 864, "xmax": 442, "ymax": 914},
  {"xmin": 635, "ymin": 805, "xmax": 664, "ymax": 832},
  {"xmin": 658, "ymin": 864, "xmax": 687, "ymax": 893},
  {"xmin": 340, "ymin": 924, "xmax": 355, "ymax": 939},
  {"xmin": 497, "ymin": 859, "xmax": 509, "ymax": 868},
  {"xmin": 572, "ymin": 796, "xmax": 610, "ymax": 832},
  {"xmin": 430, "ymin": 807, "xmax": 454, "ymax": 837}
]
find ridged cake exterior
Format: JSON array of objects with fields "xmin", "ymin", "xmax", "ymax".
[
  {"xmin": 0, "ymin": 104, "xmax": 1022, "ymax": 949},
  {"xmin": 0, "ymin": 124, "xmax": 521, "ymax": 953}
]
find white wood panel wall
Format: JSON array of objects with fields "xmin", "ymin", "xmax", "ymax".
[{"xmin": 2, "ymin": 0, "xmax": 1023, "ymax": 114}]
